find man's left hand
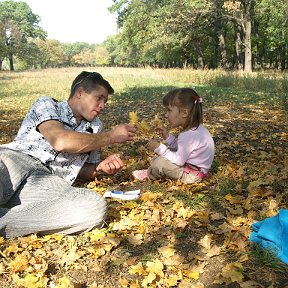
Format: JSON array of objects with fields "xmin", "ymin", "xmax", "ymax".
[{"xmin": 96, "ymin": 154, "xmax": 124, "ymax": 174}]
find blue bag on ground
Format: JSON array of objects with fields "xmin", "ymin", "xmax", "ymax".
[{"xmin": 250, "ymin": 209, "xmax": 288, "ymax": 264}]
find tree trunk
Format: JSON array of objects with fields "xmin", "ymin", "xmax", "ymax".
[
  {"xmin": 0, "ymin": 59, "xmax": 2, "ymax": 70},
  {"xmin": 8, "ymin": 53, "xmax": 14, "ymax": 71},
  {"xmin": 234, "ymin": 24, "xmax": 244, "ymax": 70},
  {"xmin": 280, "ymin": 44, "xmax": 287, "ymax": 71},
  {"xmin": 243, "ymin": 17, "xmax": 252, "ymax": 72},
  {"xmin": 243, "ymin": 0, "xmax": 253, "ymax": 72},
  {"xmin": 213, "ymin": 0, "xmax": 228, "ymax": 69},
  {"xmin": 218, "ymin": 32, "xmax": 228, "ymax": 69},
  {"xmin": 195, "ymin": 42, "xmax": 204, "ymax": 69}
]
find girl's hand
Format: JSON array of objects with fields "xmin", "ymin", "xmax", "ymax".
[
  {"xmin": 148, "ymin": 139, "xmax": 160, "ymax": 151},
  {"xmin": 155, "ymin": 126, "xmax": 168, "ymax": 139}
]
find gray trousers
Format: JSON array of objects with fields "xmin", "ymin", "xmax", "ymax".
[
  {"xmin": 0, "ymin": 148, "xmax": 107, "ymax": 238},
  {"xmin": 148, "ymin": 156, "xmax": 202, "ymax": 184}
]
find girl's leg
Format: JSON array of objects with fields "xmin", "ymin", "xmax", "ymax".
[
  {"xmin": 148, "ymin": 156, "xmax": 201, "ymax": 184},
  {"xmin": 0, "ymin": 174, "xmax": 107, "ymax": 238},
  {"xmin": 148, "ymin": 156, "xmax": 183, "ymax": 180}
]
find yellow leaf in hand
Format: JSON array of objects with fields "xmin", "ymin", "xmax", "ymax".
[
  {"xmin": 0, "ymin": 237, "xmax": 5, "ymax": 245},
  {"xmin": 150, "ymin": 113, "xmax": 162, "ymax": 128},
  {"xmin": 129, "ymin": 111, "xmax": 150, "ymax": 134},
  {"xmin": 137, "ymin": 119, "xmax": 150, "ymax": 134},
  {"xmin": 129, "ymin": 111, "xmax": 138, "ymax": 124}
]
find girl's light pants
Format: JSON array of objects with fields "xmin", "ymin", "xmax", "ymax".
[
  {"xmin": 148, "ymin": 156, "xmax": 202, "ymax": 184},
  {"xmin": 0, "ymin": 148, "xmax": 107, "ymax": 238}
]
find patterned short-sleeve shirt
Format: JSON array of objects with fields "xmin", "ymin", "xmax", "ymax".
[{"xmin": 3, "ymin": 96, "xmax": 103, "ymax": 184}]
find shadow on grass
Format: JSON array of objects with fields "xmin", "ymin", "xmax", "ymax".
[{"xmin": 208, "ymin": 74, "xmax": 288, "ymax": 109}]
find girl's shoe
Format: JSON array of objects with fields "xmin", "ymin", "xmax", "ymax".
[{"xmin": 132, "ymin": 169, "xmax": 148, "ymax": 181}]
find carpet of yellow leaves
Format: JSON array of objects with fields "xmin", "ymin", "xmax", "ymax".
[{"xmin": 0, "ymin": 74, "xmax": 287, "ymax": 287}]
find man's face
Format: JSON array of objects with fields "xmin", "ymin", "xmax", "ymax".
[{"xmin": 78, "ymin": 85, "xmax": 109, "ymax": 122}]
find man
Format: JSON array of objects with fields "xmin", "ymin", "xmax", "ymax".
[{"xmin": 0, "ymin": 71, "xmax": 136, "ymax": 238}]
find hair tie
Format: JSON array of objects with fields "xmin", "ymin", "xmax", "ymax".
[{"xmin": 194, "ymin": 96, "xmax": 203, "ymax": 104}]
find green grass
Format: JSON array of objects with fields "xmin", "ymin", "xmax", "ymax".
[
  {"xmin": 248, "ymin": 244, "xmax": 288, "ymax": 273},
  {"xmin": 1, "ymin": 67, "xmax": 287, "ymax": 113},
  {"xmin": 176, "ymin": 193, "xmax": 206, "ymax": 209}
]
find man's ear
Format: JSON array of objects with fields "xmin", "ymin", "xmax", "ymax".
[{"xmin": 76, "ymin": 87, "xmax": 84, "ymax": 98}]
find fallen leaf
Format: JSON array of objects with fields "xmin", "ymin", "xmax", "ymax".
[
  {"xmin": 9, "ymin": 253, "xmax": 29, "ymax": 272},
  {"xmin": 127, "ymin": 233, "xmax": 143, "ymax": 246},
  {"xmin": 129, "ymin": 262, "xmax": 145, "ymax": 275},
  {"xmin": 146, "ymin": 259, "xmax": 164, "ymax": 277},
  {"xmin": 158, "ymin": 245, "xmax": 175, "ymax": 258}
]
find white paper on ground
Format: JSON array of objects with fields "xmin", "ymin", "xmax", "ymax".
[{"xmin": 103, "ymin": 189, "xmax": 141, "ymax": 200}]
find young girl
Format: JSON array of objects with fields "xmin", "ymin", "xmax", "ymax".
[{"xmin": 132, "ymin": 88, "xmax": 215, "ymax": 184}]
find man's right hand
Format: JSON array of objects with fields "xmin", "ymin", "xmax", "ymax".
[{"xmin": 110, "ymin": 123, "xmax": 136, "ymax": 143}]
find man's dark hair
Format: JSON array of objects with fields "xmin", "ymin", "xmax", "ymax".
[{"xmin": 69, "ymin": 71, "xmax": 114, "ymax": 98}]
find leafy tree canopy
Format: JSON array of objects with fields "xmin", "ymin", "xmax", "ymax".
[{"xmin": 0, "ymin": 0, "xmax": 47, "ymax": 70}]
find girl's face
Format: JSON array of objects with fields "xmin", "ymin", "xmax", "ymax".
[{"xmin": 165, "ymin": 105, "xmax": 187, "ymax": 128}]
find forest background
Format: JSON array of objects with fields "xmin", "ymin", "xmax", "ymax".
[{"xmin": 0, "ymin": 0, "xmax": 288, "ymax": 72}]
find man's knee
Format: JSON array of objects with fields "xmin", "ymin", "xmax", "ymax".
[
  {"xmin": 0, "ymin": 160, "xmax": 14, "ymax": 205},
  {"xmin": 76, "ymin": 191, "xmax": 107, "ymax": 228}
]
